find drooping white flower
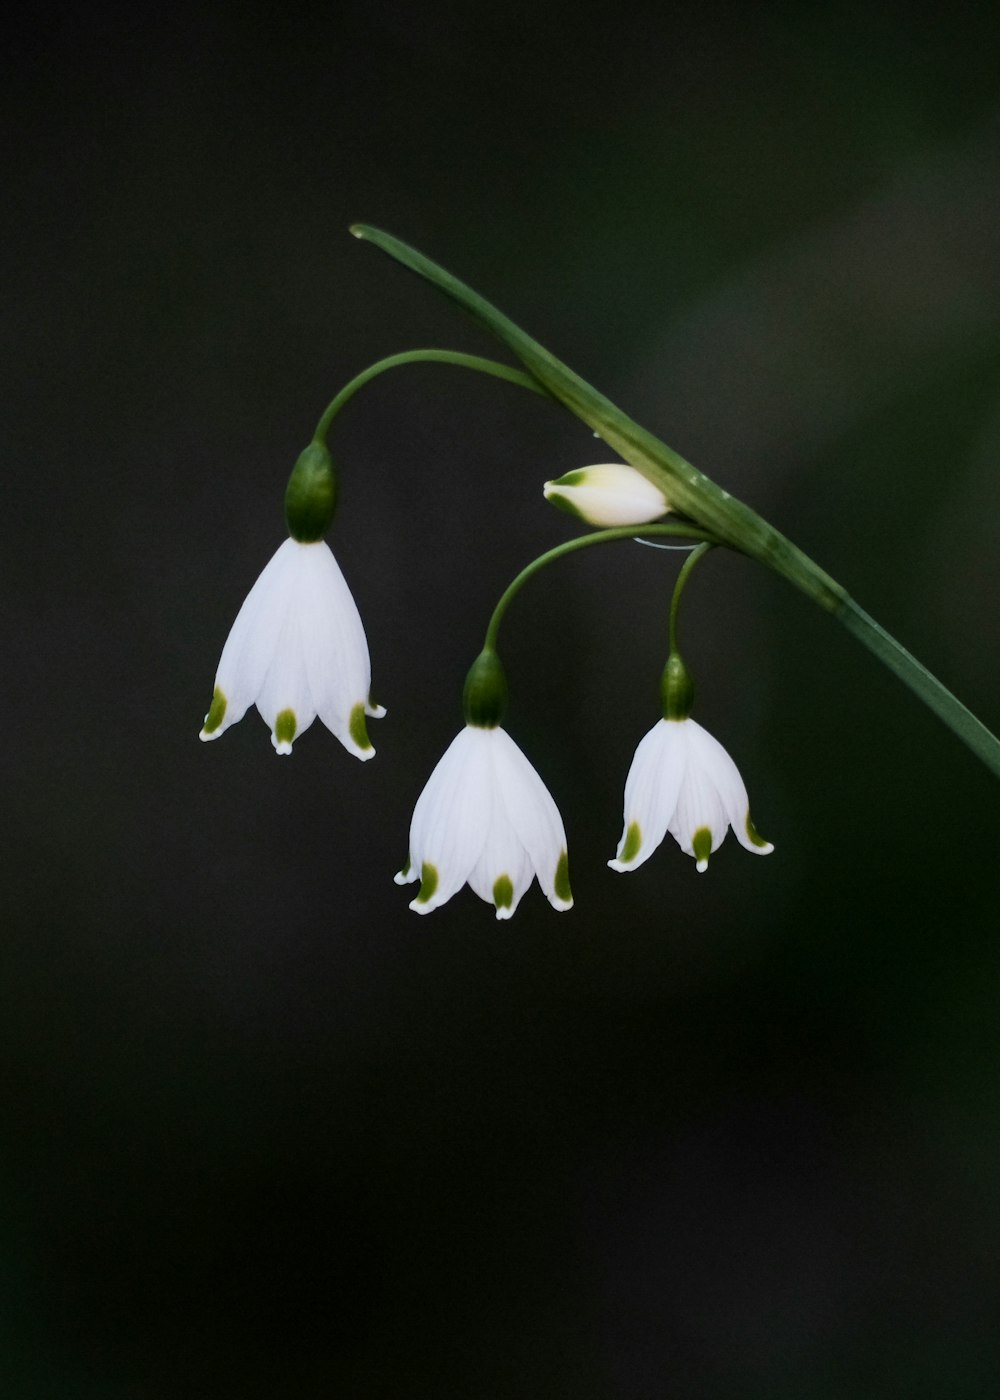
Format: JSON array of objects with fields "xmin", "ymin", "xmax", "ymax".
[
  {"xmin": 199, "ymin": 537, "xmax": 383, "ymax": 758},
  {"xmin": 395, "ymin": 725, "xmax": 573, "ymax": 919},
  {"xmin": 609, "ymin": 717, "xmax": 773, "ymax": 873},
  {"xmin": 543, "ymin": 463, "xmax": 671, "ymax": 526}
]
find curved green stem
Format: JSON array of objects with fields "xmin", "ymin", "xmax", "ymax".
[
  {"xmin": 668, "ymin": 541, "xmax": 715, "ymax": 655},
  {"xmin": 313, "ymin": 349, "xmax": 546, "ymax": 443},
  {"xmin": 350, "ymin": 225, "xmax": 842, "ymax": 609},
  {"xmin": 483, "ymin": 524, "xmax": 719, "ymax": 654},
  {"xmin": 352, "ymin": 224, "xmax": 1000, "ymax": 780}
]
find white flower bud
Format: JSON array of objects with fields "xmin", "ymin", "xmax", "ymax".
[{"xmin": 543, "ymin": 464, "xmax": 670, "ymax": 526}]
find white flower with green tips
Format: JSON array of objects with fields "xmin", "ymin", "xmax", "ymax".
[
  {"xmin": 199, "ymin": 537, "xmax": 383, "ymax": 758},
  {"xmin": 395, "ymin": 724, "xmax": 573, "ymax": 919},
  {"xmin": 543, "ymin": 463, "xmax": 671, "ymax": 526},
  {"xmin": 609, "ymin": 716, "xmax": 773, "ymax": 874}
]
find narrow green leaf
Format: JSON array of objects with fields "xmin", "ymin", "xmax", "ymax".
[
  {"xmin": 350, "ymin": 224, "xmax": 1000, "ymax": 780},
  {"xmin": 350, "ymin": 223, "xmax": 843, "ymax": 612}
]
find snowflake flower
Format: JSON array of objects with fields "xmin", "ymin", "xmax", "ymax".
[
  {"xmin": 609, "ymin": 716, "xmax": 773, "ymax": 873},
  {"xmin": 395, "ymin": 724, "xmax": 572, "ymax": 919},
  {"xmin": 199, "ymin": 537, "xmax": 383, "ymax": 758}
]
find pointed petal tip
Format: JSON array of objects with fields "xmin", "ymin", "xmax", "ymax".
[
  {"xmin": 198, "ymin": 727, "xmax": 219, "ymax": 743},
  {"xmin": 492, "ymin": 874, "xmax": 515, "ymax": 917},
  {"xmin": 608, "ymin": 824, "xmax": 642, "ymax": 873},
  {"xmin": 271, "ymin": 707, "xmax": 298, "ymax": 754},
  {"xmin": 552, "ymin": 850, "xmax": 572, "ymax": 908},
  {"xmin": 201, "ymin": 687, "xmax": 228, "ymax": 739},
  {"xmin": 406, "ymin": 862, "xmax": 440, "ymax": 913},
  {"xmin": 691, "ymin": 827, "xmax": 713, "ymax": 872},
  {"xmin": 366, "ymin": 702, "xmax": 387, "ymax": 719},
  {"xmin": 744, "ymin": 812, "xmax": 774, "ymax": 855},
  {"xmin": 617, "ymin": 821, "xmax": 642, "ymax": 866},
  {"xmin": 348, "ymin": 701, "xmax": 376, "ymax": 758}
]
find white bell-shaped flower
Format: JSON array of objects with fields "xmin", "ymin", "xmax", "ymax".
[
  {"xmin": 199, "ymin": 537, "xmax": 383, "ymax": 758},
  {"xmin": 395, "ymin": 725, "xmax": 573, "ymax": 919},
  {"xmin": 543, "ymin": 463, "xmax": 671, "ymax": 526},
  {"xmin": 609, "ymin": 716, "xmax": 773, "ymax": 873}
]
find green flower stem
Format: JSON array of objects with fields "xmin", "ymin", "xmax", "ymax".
[
  {"xmin": 350, "ymin": 225, "xmax": 840, "ymax": 607},
  {"xmin": 313, "ymin": 348, "xmax": 546, "ymax": 444},
  {"xmin": 351, "ymin": 224, "xmax": 1000, "ymax": 780},
  {"xmin": 483, "ymin": 524, "xmax": 719, "ymax": 654},
  {"xmin": 668, "ymin": 541, "xmax": 715, "ymax": 655}
]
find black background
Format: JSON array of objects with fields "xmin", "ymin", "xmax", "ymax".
[{"xmin": 5, "ymin": 3, "xmax": 1000, "ymax": 1395}]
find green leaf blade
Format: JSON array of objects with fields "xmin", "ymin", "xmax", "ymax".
[{"xmin": 350, "ymin": 223, "xmax": 1000, "ymax": 781}]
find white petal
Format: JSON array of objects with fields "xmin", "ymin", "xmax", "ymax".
[
  {"xmin": 201, "ymin": 539, "xmax": 300, "ymax": 739},
  {"xmin": 294, "ymin": 542, "xmax": 378, "ymax": 759},
  {"xmin": 608, "ymin": 720, "xmax": 687, "ymax": 872},
  {"xmin": 490, "ymin": 728, "xmax": 572, "ymax": 910},
  {"xmin": 686, "ymin": 720, "xmax": 773, "ymax": 857},
  {"xmin": 406, "ymin": 728, "xmax": 494, "ymax": 913},
  {"xmin": 466, "ymin": 784, "xmax": 535, "ymax": 919},
  {"xmin": 669, "ymin": 725, "xmax": 730, "ymax": 870},
  {"xmin": 256, "ymin": 572, "xmax": 318, "ymax": 754}
]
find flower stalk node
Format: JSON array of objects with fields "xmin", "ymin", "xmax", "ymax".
[
  {"xmin": 285, "ymin": 441, "xmax": 337, "ymax": 542},
  {"xmin": 661, "ymin": 652, "xmax": 694, "ymax": 721},
  {"xmin": 462, "ymin": 648, "xmax": 508, "ymax": 729}
]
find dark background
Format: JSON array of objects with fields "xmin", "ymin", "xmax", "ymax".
[{"xmin": 5, "ymin": 3, "xmax": 1000, "ymax": 1396}]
